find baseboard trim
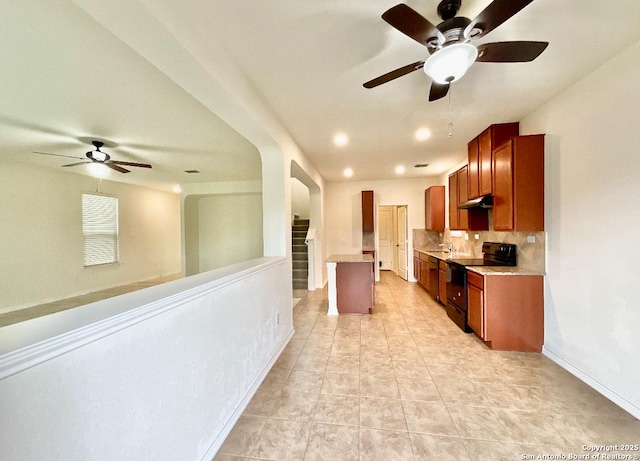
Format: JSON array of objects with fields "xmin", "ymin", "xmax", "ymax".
[
  {"xmin": 199, "ymin": 327, "xmax": 295, "ymax": 461},
  {"xmin": 542, "ymin": 346, "xmax": 640, "ymax": 419}
]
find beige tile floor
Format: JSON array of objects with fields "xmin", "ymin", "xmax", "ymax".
[
  {"xmin": 215, "ymin": 272, "xmax": 639, "ymax": 461},
  {"xmin": 0, "ymin": 273, "xmax": 182, "ymax": 327}
]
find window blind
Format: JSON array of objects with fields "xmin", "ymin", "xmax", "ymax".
[{"xmin": 82, "ymin": 194, "xmax": 119, "ymax": 267}]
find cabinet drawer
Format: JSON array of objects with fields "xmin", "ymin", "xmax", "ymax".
[
  {"xmin": 438, "ymin": 260, "xmax": 446, "ymax": 271},
  {"xmin": 467, "ymin": 271, "xmax": 484, "ymax": 289}
]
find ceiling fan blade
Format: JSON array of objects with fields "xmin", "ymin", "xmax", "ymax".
[
  {"xmin": 364, "ymin": 61, "xmax": 425, "ymax": 88},
  {"xmin": 111, "ymin": 160, "xmax": 152, "ymax": 168},
  {"xmin": 33, "ymin": 151, "xmax": 85, "ymax": 160},
  {"xmin": 477, "ymin": 41, "xmax": 548, "ymax": 62},
  {"xmin": 106, "ymin": 163, "xmax": 130, "ymax": 174},
  {"xmin": 429, "ymin": 82, "xmax": 449, "ymax": 102},
  {"xmin": 62, "ymin": 161, "xmax": 91, "ymax": 167},
  {"xmin": 382, "ymin": 4, "xmax": 445, "ymax": 47},
  {"xmin": 464, "ymin": 0, "xmax": 534, "ymax": 39}
]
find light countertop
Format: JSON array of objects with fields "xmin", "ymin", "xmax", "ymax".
[
  {"xmin": 467, "ymin": 266, "xmax": 544, "ymax": 276},
  {"xmin": 414, "ymin": 248, "xmax": 544, "ymax": 276},
  {"xmin": 326, "ymin": 254, "xmax": 374, "ymax": 263}
]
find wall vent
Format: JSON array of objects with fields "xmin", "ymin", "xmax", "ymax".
[{"xmin": 184, "ymin": 170, "xmax": 200, "ymax": 174}]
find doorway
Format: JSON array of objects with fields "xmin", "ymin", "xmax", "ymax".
[{"xmin": 377, "ymin": 205, "xmax": 408, "ymax": 280}]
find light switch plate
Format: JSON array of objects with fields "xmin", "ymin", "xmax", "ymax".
[{"xmin": 527, "ymin": 235, "xmax": 536, "ymax": 243}]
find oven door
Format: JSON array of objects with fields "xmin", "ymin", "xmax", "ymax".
[{"xmin": 445, "ymin": 262, "xmax": 471, "ymax": 332}]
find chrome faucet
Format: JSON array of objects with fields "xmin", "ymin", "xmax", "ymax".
[{"xmin": 439, "ymin": 242, "xmax": 455, "ymax": 256}]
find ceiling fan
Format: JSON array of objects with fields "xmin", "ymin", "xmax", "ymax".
[
  {"xmin": 363, "ymin": 0, "xmax": 548, "ymax": 101},
  {"xmin": 33, "ymin": 140, "xmax": 152, "ymax": 174}
]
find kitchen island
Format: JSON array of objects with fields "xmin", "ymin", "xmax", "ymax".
[{"xmin": 326, "ymin": 254, "xmax": 374, "ymax": 315}]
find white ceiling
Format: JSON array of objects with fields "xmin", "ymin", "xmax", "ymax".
[{"xmin": 3, "ymin": 0, "xmax": 640, "ymax": 187}]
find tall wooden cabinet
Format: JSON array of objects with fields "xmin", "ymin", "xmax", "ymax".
[
  {"xmin": 492, "ymin": 135, "xmax": 545, "ymax": 231},
  {"xmin": 425, "ymin": 186, "xmax": 445, "ymax": 231},
  {"xmin": 361, "ymin": 190, "xmax": 374, "ymax": 231},
  {"xmin": 467, "ymin": 123, "xmax": 519, "ymax": 199}
]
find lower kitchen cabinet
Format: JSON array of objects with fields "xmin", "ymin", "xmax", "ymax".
[
  {"xmin": 438, "ymin": 260, "xmax": 447, "ymax": 305},
  {"xmin": 466, "ymin": 270, "xmax": 544, "ymax": 352}
]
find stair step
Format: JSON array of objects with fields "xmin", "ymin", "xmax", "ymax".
[
  {"xmin": 293, "ymin": 245, "xmax": 307, "ymax": 253},
  {"xmin": 293, "ymin": 261, "xmax": 307, "ymax": 270},
  {"xmin": 293, "ymin": 219, "xmax": 310, "ymax": 226},
  {"xmin": 293, "ymin": 269, "xmax": 308, "ymax": 278},
  {"xmin": 292, "ymin": 225, "xmax": 309, "ymax": 232},
  {"xmin": 293, "ymin": 238, "xmax": 306, "ymax": 246},
  {"xmin": 292, "ymin": 279, "xmax": 308, "ymax": 289}
]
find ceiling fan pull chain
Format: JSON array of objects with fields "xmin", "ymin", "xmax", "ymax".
[{"xmin": 448, "ymin": 89, "xmax": 454, "ymax": 139}]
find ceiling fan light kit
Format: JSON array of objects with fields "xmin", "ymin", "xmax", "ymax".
[{"xmin": 424, "ymin": 42, "xmax": 478, "ymax": 84}]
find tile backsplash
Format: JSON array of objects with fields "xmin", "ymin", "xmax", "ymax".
[{"xmin": 413, "ymin": 228, "xmax": 545, "ymax": 273}]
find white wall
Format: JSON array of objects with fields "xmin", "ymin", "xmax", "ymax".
[
  {"xmin": 0, "ymin": 161, "xmax": 181, "ymax": 311},
  {"xmin": 521, "ymin": 39, "xmax": 640, "ymax": 417},
  {"xmin": 325, "ymin": 177, "xmax": 443, "ymax": 281},
  {"xmin": 198, "ymin": 193, "xmax": 263, "ymax": 272},
  {"xmin": 0, "ymin": 257, "xmax": 291, "ymax": 461},
  {"xmin": 290, "ymin": 177, "xmax": 310, "ymax": 219}
]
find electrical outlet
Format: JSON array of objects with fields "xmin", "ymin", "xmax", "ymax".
[
  {"xmin": 474, "ymin": 234, "xmax": 480, "ymax": 240},
  {"xmin": 527, "ymin": 235, "xmax": 536, "ymax": 243}
]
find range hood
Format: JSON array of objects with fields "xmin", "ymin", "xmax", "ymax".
[{"xmin": 458, "ymin": 195, "xmax": 493, "ymax": 209}]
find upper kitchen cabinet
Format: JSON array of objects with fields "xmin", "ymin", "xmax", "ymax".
[
  {"xmin": 361, "ymin": 190, "xmax": 374, "ymax": 232},
  {"xmin": 449, "ymin": 167, "xmax": 488, "ymax": 231},
  {"xmin": 492, "ymin": 135, "xmax": 545, "ymax": 231},
  {"xmin": 448, "ymin": 172, "xmax": 459, "ymax": 230},
  {"xmin": 425, "ymin": 186, "xmax": 445, "ymax": 231},
  {"xmin": 468, "ymin": 123, "xmax": 519, "ymax": 198}
]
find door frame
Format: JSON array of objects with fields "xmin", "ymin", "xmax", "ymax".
[{"xmin": 375, "ymin": 203, "xmax": 409, "ymax": 282}]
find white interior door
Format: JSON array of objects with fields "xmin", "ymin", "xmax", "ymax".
[
  {"xmin": 397, "ymin": 206, "xmax": 408, "ymax": 280},
  {"xmin": 378, "ymin": 207, "xmax": 393, "ymax": 270}
]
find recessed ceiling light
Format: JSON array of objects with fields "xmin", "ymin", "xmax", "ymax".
[
  {"xmin": 343, "ymin": 168, "xmax": 353, "ymax": 178},
  {"xmin": 395, "ymin": 165, "xmax": 406, "ymax": 175},
  {"xmin": 415, "ymin": 128, "xmax": 431, "ymax": 141},
  {"xmin": 334, "ymin": 133, "xmax": 349, "ymax": 146},
  {"xmin": 172, "ymin": 185, "xmax": 182, "ymax": 193},
  {"xmin": 432, "ymin": 164, "xmax": 445, "ymax": 173}
]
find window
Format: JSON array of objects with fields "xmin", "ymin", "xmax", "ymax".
[{"xmin": 82, "ymin": 194, "xmax": 119, "ymax": 267}]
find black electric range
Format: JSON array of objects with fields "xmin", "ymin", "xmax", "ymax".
[{"xmin": 445, "ymin": 243, "xmax": 517, "ymax": 332}]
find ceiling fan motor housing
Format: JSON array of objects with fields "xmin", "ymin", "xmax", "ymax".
[{"xmin": 437, "ymin": 0, "xmax": 461, "ymax": 20}]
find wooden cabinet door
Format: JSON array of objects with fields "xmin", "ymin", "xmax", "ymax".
[
  {"xmin": 361, "ymin": 190, "xmax": 374, "ymax": 231},
  {"xmin": 492, "ymin": 141, "xmax": 514, "ymax": 231},
  {"xmin": 413, "ymin": 256, "xmax": 420, "ymax": 281},
  {"xmin": 438, "ymin": 268, "xmax": 446, "ymax": 305},
  {"xmin": 478, "ymin": 128, "xmax": 493, "ymax": 196},
  {"xmin": 467, "ymin": 284, "xmax": 484, "ymax": 338},
  {"xmin": 457, "ymin": 166, "xmax": 469, "ymax": 230},
  {"xmin": 420, "ymin": 260, "xmax": 429, "ymax": 291},
  {"xmin": 425, "ymin": 186, "xmax": 445, "ymax": 231},
  {"xmin": 448, "ymin": 173, "xmax": 459, "ymax": 230},
  {"xmin": 467, "ymin": 137, "xmax": 480, "ymax": 199}
]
